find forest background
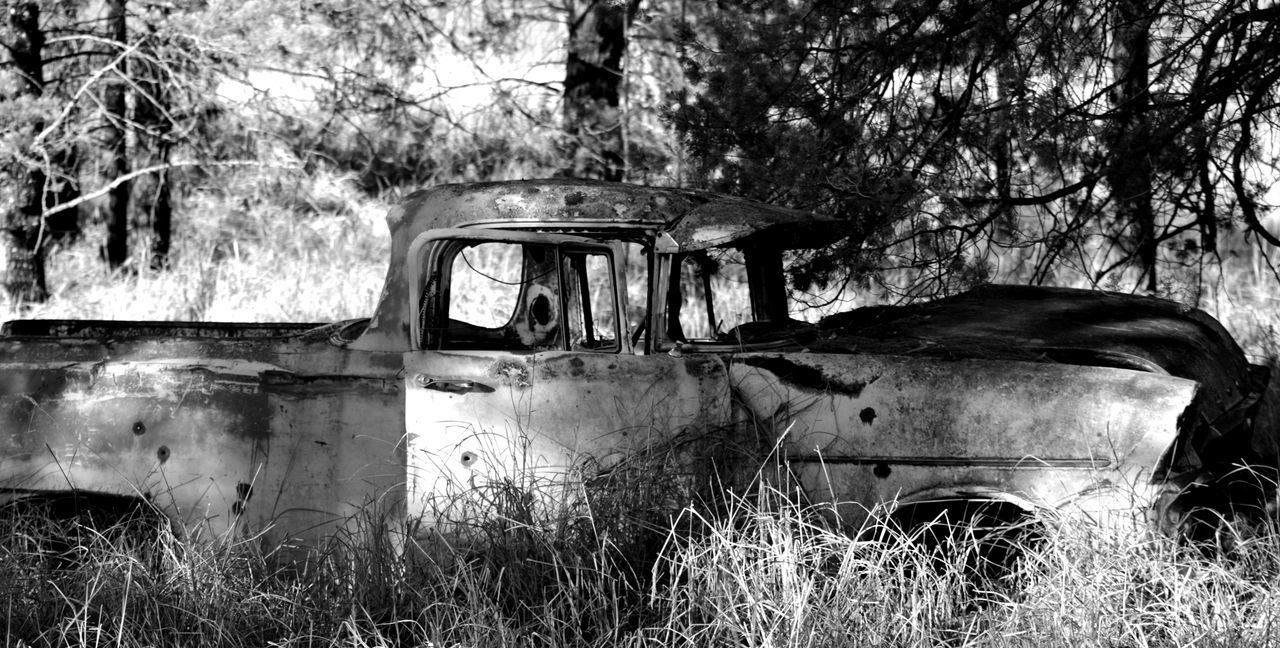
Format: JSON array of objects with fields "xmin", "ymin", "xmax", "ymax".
[
  {"xmin": 11, "ymin": 3, "xmax": 1280, "ymax": 646},
  {"xmin": 3, "ymin": 0, "xmax": 1280, "ymax": 360}
]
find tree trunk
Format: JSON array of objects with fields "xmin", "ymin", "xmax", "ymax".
[
  {"xmin": 148, "ymin": 162, "xmax": 172, "ymax": 270},
  {"xmin": 103, "ymin": 0, "xmax": 130, "ymax": 269},
  {"xmin": 136, "ymin": 22, "xmax": 173, "ymax": 271},
  {"xmin": 1108, "ymin": 0, "xmax": 1157, "ymax": 292},
  {"xmin": 4, "ymin": 3, "xmax": 49, "ymax": 303},
  {"xmin": 563, "ymin": 0, "xmax": 642, "ymax": 181}
]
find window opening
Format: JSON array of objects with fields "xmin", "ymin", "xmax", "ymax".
[
  {"xmin": 669, "ymin": 250, "xmax": 752, "ymax": 341},
  {"xmin": 431, "ymin": 241, "xmax": 561, "ymax": 350},
  {"xmin": 563, "ymin": 251, "xmax": 619, "ymax": 352},
  {"xmin": 449, "ymin": 242, "xmax": 524, "ymax": 328},
  {"xmin": 424, "ymin": 239, "xmax": 620, "ymax": 353},
  {"xmin": 621, "ymin": 242, "xmax": 650, "ymax": 350}
]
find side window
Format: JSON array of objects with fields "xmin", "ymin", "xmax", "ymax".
[
  {"xmin": 429, "ymin": 239, "xmax": 621, "ymax": 353},
  {"xmin": 562, "ymin": 251, "xmax": 619, "ymax": 351},
  {"xmin": 670, "ymin": 250, "xmax": 752, "ymax": 341},
  {"xmin": 676, "ymin": 254, "xmax": 714, "ymax": 339},
  {"xmin": 439, "ymin": 241, "xmax": 561, "ymax": 350},
  {"xmin": 621, "ymin": 242, "xmax": 650, "ymax": 350},
  {"xmin": 448, "ymin": 242, "xmax": 522, "ymax": 328}
]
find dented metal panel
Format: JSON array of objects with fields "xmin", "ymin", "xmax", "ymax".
[
  {"xmin": 403, "ymin": 349, "xmax": 729, "ymax": 523},
  {"xmin": 0, "ymin": 335, "xmax": 405, "ymax": 545},
  {"xmin": 729, "ymin": 352, "xmax": 1200, "ymax": 524}
]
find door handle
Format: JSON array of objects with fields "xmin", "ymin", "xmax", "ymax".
[{"xmin": 414, "ymin": 374, "xmax": 495, "ymax": 394}]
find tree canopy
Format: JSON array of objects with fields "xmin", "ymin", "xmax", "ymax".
[
  {"xmin": 671, "ymin": 0, "xmax": 1280, "ymax": 299},
  {"xmin": 2, "ymin": 0, "xmax": 1280, "ymax": 306}
]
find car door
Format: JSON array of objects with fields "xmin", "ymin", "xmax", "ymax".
[{"xmin": 401, "ymin": 229, "xmax": 730, "ymax": 527}]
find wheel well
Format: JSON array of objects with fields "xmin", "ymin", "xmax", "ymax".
[
  {"xmin": 882, "ymin": 490, "xmax": 1045, "ymax": 576},
  {"xmin": 2, "ymin": 490, "xmax": 162, "ymax": 524},
  {"xmin": 1, "ymin": 490, "xmax": 170, "ymax": 566}
]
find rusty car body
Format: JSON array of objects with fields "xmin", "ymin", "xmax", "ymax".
[{"xmin": 1, "ymin": 179, "xmax": 1273, "ymax": 546}]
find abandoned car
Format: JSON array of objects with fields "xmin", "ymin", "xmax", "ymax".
[{"xmin": 0, "ymin": 179, "xmax": 1274, "ymax": 547}]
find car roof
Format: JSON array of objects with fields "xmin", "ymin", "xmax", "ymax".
[
  {"xmin": 355, "ymin": 179, "xmax": 846, "ymax": 351},
  {"xmin": 388, "ymin": 178, "xmax": 844, "ymax": 251}
]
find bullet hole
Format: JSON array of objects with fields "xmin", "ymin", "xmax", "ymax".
[
  {"xmin": 231, "ymin": 501, "xmax": 244, "ymax": 516},
  {"xmin": 530, "ymin": 294, "xmax": 552, "ymax": 326},
  {"xmin": 236, "ymin": 482, "xmax": 254, "ymax": 501},
  {"xmin": 873, "ymin": 462, "xmax": 891, "ymax": 479},
  {"xmin": 459, "ymin": 451, "xmax": 476, "ymax": 467},
  {"xmin": 132, "ymin": 421, "xmax": 146, "ymax": 435},
  {"xmin": 859, "ymin": 407, "xmax": 877, "ymax": 425},
  {"xmin": 156, "ymin": 445, "xmax": 170, "ymax": 463}
]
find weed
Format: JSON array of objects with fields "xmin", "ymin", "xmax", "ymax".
[{"xmin": 8, "ymin": 466, "xmax": 1280, "ymax": 646}]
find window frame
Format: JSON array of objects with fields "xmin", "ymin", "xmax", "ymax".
[
  {"xmin": 408, "ymin": 228, "xmax": 628, "ymax": 353},
  {"xmin": 653, "ymin": 244, "xmax": 799, "ymax": 354}
]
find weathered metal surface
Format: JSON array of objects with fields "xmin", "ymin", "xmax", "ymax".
[
  {"xmin": 729, "ymin": 352, "xmax": 1200, "ymax": 526},
  {"xmin": 0, "ymin": 335, "xmax": 404, "ymax": 544},
  {"xmin": 816, "ymin": 284, "xmax": 1270, "ymax": 466},
  {"xmin": 403, "ymin": 349, "xmax": 730, "ymax": 524},
  {"xmin": 1, "ymin": 319, "xmax": 326, "ymax": 339}
]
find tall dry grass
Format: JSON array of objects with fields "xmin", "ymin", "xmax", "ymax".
[
  {"xmin": 8, "ymin": 473, "xmax": 1280, "ymax": 647},
  {"xmin": 0, "ymin": 168, "xmax": 389, "ymax": 325}
]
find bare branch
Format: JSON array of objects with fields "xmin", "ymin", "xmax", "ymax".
[{"xmin": 40, "ymin": 160, "xmax": 301, "ymax": 218}]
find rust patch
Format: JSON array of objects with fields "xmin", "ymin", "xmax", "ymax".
[
  {"xmin": 682, "ymin": 355, "xmax": 728, "ymax": 379},
  {"xmin": 739, "ymin": 356, "xmax": 868, "ymax": 397},
  {"xmin": 490, "ymin": 359, "xmax": 530, "ymax": 387}
]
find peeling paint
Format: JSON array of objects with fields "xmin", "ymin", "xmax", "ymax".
[
  {"xmin": 738, "ymin": 355, "xmax": 871, "ymax": 397},
  {"xmin": 384, "ymin": 204, "xmax": 407, "ymax": 227},
  {"xmin": 490, "ymin": 359, "xmax": 530, "ymax": 387}
]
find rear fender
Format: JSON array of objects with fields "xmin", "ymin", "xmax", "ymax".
[{"xmin": 729, "ymin": 352, "xmax": 1202, "ymax": 527}]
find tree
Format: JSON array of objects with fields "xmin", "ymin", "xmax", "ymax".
[
  {"xmin": 102, "ymin": 0, "xmax": 128, "ymax": 269},
  {"xmin": 671, "ymin": 0, "xmax": 1280, "ymax": 298},
  {"xmin": 239, "ymin": 0, "xmax": 679, "ymax": 189},
  {"xmin": 2, "ymin": 2, "xmax": 50, "ymax": 302},
  {"xmin": 133, "ymin": 9, "xmax": 175, "ymax": 270},
  {"xmin": 563, "ymin": 0, "xmax": 644, "ymax": 180},
  {"xmin": 0, "ymin": 0, "xmax": 232, "ymax": 301}
]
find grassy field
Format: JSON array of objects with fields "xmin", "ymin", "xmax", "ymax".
[
  {"xmin": 4, "ymin": 173, "xmax": 1280, "ymax": 646},
  {"xmin": 5, "ymin": 476, "xmax": 1280, "ymax": 647}
]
